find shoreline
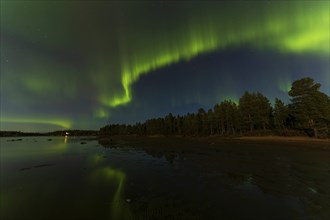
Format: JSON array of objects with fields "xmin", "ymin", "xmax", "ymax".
[
  {"xmin": 1, "ymin": 128, "xmax": 329, "ymax": 144},
  {"xmin": 1, "ymin": 133, "xmax": 329, "ymax": 144},
  {"xmin": 234, "ymin": 136, "xmax": 330, "ymax": 143}
]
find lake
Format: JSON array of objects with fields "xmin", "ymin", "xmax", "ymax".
[{"xmin": 1, "ymin": 136, "xmax": 329, "ymax": 220}]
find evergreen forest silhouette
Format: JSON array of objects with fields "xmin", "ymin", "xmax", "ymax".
[{"xmin": 100, "ymin": 77, "xmax": 330, "ymax": 138}]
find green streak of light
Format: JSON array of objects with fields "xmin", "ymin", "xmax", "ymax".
[
  {"xmin": 102, "ymin": 1, "xmax": 329, "ymax": 107},
  {"xmin": 2, "ymin": 1, "xmax": 328, "ymax": 111},
  {"xmin": 1, "ymin": 117, "xmax": 72, "ymax": 129}
]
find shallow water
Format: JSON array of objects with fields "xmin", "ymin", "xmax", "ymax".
[{"xmin": 0, "ymin": 136, "xmax": 329, "ymax": 220}]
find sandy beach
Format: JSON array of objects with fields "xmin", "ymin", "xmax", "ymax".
[{"xmin": 235, "ymin": 135, "xmax": 330, "ymax": 143}]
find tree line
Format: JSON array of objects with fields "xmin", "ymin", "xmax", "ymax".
[{"xmin": 100, "ymin": 77, "xmax": 330, "ymax": 138}]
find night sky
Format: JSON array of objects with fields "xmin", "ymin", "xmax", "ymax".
[{"xmin": 1, "ymin": 1, "xmax": 329, "ymax": 132}]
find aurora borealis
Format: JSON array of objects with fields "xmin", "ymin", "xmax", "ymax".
[{"xmin": 1, "ymin": 1, "xmax": 329, "ymax": 131}]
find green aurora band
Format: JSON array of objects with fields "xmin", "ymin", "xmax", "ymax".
[
  {"xmin": 99, "ymin": 1, "xmax": 329, "ymax": 108},
  {"xmin": 0, "ymin": 117, "xmax": 72, "ymax": 129},
  {"xmin": 1, "ymin": 1, "xmax": 329, "ymax": 129}
]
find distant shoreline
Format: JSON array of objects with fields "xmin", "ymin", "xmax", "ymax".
[
  {"xmin": 0, "ymin": 130, "xmax": 98, "ymax": 137},
  {"xmin": 99, "ymin": 134, "xmax": 330, "ymax": 144},
  {"xmin": 1, "ymin": 131, "xmax": 329, "ymax": 144}
]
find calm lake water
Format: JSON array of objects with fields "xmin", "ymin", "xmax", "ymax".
[{"xmin": 1, "ymin": 136, "xmax": 329, "ymax": 220}]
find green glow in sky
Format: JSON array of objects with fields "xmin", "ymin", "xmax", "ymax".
[
  {"xmin": 0, "ymin": 117, "xmax": 72, "ymax": 129},
  {"xmin": 278, "ymin": 76, "xmax": 293, "ymax": 93},
  {"xmin": 93, "ymin": 108, "xmax": 110, "ymax": 119},
  {"xmin": 101, "ymin": 1, "xmax": 329, "ymax": 107},
  {"xmin": 1, "ymin": 1, "xmax": 329, "ymax": 130}
]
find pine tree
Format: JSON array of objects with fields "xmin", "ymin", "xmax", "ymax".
[
  {"xmin": 273, "ymin": 98, "xmax": 289, "ymax": 130},
  {"xmin": 289, "ymin": 77, "xmax": 330, "ymax": 137}
]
